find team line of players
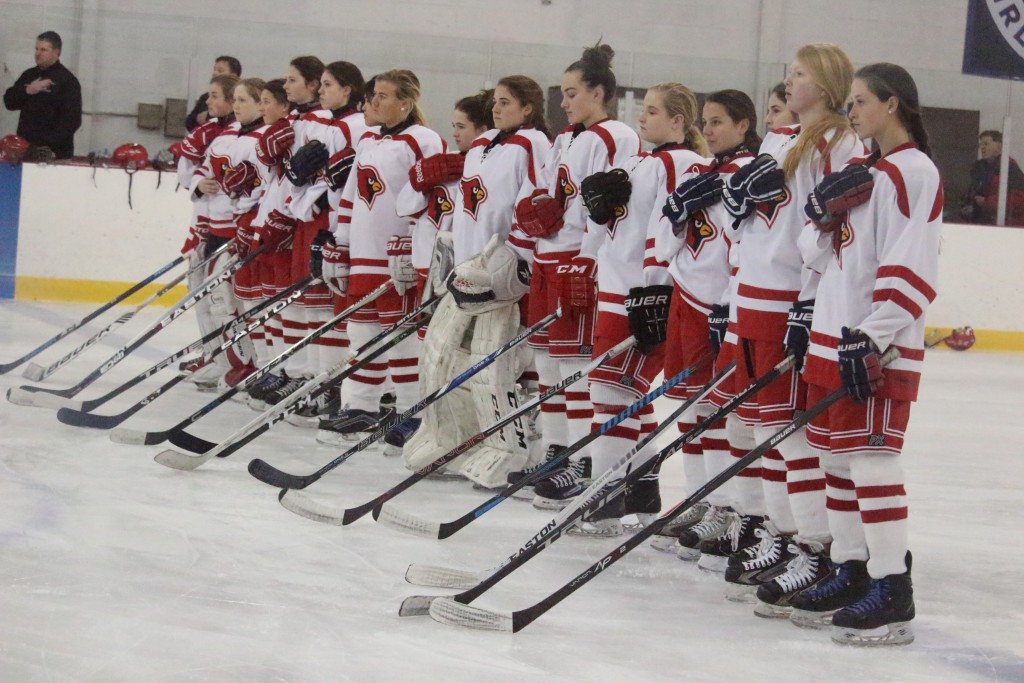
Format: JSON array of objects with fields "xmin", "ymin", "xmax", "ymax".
[{"xmin": 169, "ymin": 41, "xmax": 940, "ymax": 648}]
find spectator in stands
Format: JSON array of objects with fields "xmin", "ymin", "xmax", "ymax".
[
  {"xmin": 961, "ymin": 129, "xmax": 1024, "ymax": 226},
  {"xmin": 2, "ymin": 31, "xmax": 82, "ymax": 160},
  {"xmin": 185, "ymin": 56, "xmax": 242, "ymax": 131}
]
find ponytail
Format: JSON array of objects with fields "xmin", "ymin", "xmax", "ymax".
[
  {"xmin": 649, "ymin": 82, "xmax": 709, "ymax": 157},
  {"xmin": 566, "ymin": 41, "xmax": 617, "ymax": 106},
  {"xmin": 705, "ymin": 89, "xmax": 762, "ymax": 152},
  {"xmin": 377, "ymin": 69, "xmax": 427, "ymax": 125},
  {"xmin": 855, "ymin": 62, "xmax": 932, "ymax": 158}
]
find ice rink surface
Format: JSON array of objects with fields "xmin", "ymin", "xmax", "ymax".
[{"xmin": 1, "ymin": 299, "xmax": 1022, "ymax": 683}]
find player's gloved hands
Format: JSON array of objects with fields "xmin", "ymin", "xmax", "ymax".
[
  {"xmin": 838, "ymin": 326, "xmax": 884, "ymax": 402},
  {"xmin": 783, "ymin": 299, "xmax": 814, "ymax": 370},
  {"xmin": 175, "ymin": 120, "xmax": 223, "ymax": 162},
  {"xmin": 805, "ymin": 164, "xmax": 874, "ymax": 233},
  {"xmin": 581, "ymin": 168, "xmax": 632, "ymax": 224},
  {"xmin": 722, "ymin": 153, "xmax": 786, "ymax": 227},
  {"xmin": 234, "ymin": 220, "xmax": 257, "ymax": 258},
  {"xmin": 708, "ymin": 303, "xmax": 729, "ymax": 355},
  {"xmin": 516, "ymin": 191, "xmax": 565, "ymax": 238},
  {"xmin": 256, "ymin": 119, "xmax": 295, "ymax": 166},
  {"xmin": 663, "ymin": 172, "xmax": 723, "ymax": 232},
  {"xmin": 322, "ymin": 241, "xmax": 350, "ymax": 298},
  {"xmin": 221, "ymin": 160, "xmax": 259, "ymax": 197},
  {"xmin": 557, "ymin": 256, "xmax": 596, "ymax": 315},
  {"xmin": 387, "ymin": 235, "xmax": 417, "ymax": 296},
  {"xmin": 625, "ymin": 285, "xmax": 673, "ymax": 354},
  {"xmin": 325, "ymin": 148, "xmax": 355, "ymax": 191},
  {"xmin": 256, "ymin": 209, "xmax": 297, "ymax": 253},
  {"xmin": 284, "ymin": 140, "xmax": 328, "ymax": 186},
  {"xmin": 409, "ymin": 153, "xmax": 465, "ymax": 192},
  {"xmin": 309, "ymin": 229, "xmax": 333, "ymax": 280}
]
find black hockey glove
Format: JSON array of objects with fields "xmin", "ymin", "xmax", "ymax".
[
  {"xmin": 581, "ymin": 168, "xmax": 632, "ymax": 224},
  {"xmin": 285, "ymin": 140, "xmax": 329, "ymax": 186},
  {"xmin": 663, "ymin": 172, "xmax": 724, "ymax": 234},
  {"xmin": 708, "ymin": 303, "xmax": 729, "ymax": 355},
  {"xmin": 783, "ymin": 299, "xmax": 814, "ymax": 370},
  {"xmin": 805, "ymin": 164, "xmax": 874, "ymax": 233},
  {"xmin": 837, "ymin": 326, "xmax": 884, "ymax": 402},
  {"xmin": 624, "ymin": 285, "xmax": 673, "ymax": 354},
  {"xmin": 325, "ymin": 148, "xmax": 355, "ymax": 191},
  {"xmin": 309, "ymin": 229, "xmax": 334, "ymax": 280},
  {"xmin": 722, "ymin": 154, "xmax": 785, "ymax": 227}
]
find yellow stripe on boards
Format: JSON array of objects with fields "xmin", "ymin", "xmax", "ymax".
[
  {"xmin": 15, "ymin": 277, "xmax": 189, "ymax": 306},
  {"xmin": 925, "ymin": 327, "xmax": 1024, "ymax": 352}
]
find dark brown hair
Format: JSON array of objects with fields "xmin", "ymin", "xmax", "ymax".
[
  {"xmin": 855, "ymin": 62, "xmax": 931, "ymax": 158},
  {"xmin": 706, "ymin": 89, "xmax": 762, "ymax": 151},
  {"xmin": 289, "ymin": 56, "xmax": 325, "ymax": 86},
  {"xmin": 496, "ymin": 75, "xmax": 551, "ymax": 138},
  {"xmin": 566, "ymin": 42, "xmax": 617, "ymax": 105},
  {"xmin": 262, "ymin": 78, "xmax": 288, "ymax": 106},
  {"xmin": 324, "ymin": 61, "xmax": 365, "ymax": 109},
  {"xmin": 456, "ymin": 89, "xmax": 495, "ymax": 130}
]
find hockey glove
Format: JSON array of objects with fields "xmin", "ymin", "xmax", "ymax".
[
  {"xmin": 309, "ymin": 229, "xmax": 333, "ymax": 279},
  {"xmin": 625, "ymin": 285, "xmax": 673, "ymax": 354},
  {"xmin": 581, "ymin": 168, "xmax": 632, "ymax": 224},
  {"xmin": 257, "ymin": 209, "xmax": 297, "ymax": 253},
  {"xmin": 175, "ymin": 120, "xmax": 223, "ymax": 162},
  {"xmin": 664, "ymin": 172, "xmax": 724, "ymax": 232},
  {"xmin": 256, "ymin": 119, "xmax": 295, "ymax": 167},
  {"xmin": 557, "ymin": 256, "xmax": 597, "ymax": 315},
  {"xmin": 722, "ymin": 154, "xmax": 785, "ymax": 226},
  {"xmin": 783, "ymin": 299, "xmax": 814, "ymax": 370},
  {"xmin": 708, "ymin": 303, "xmax": 729, "ymax": 355},
  {"xmin": 221, "ymin": 160, "xmax": 259, "ymax": 197},
  {"xmin": 325, "ymin": 148, "xmax": 355, "ymax": 191},
  {"xmin": 322, "ymin": 241, "xmax": 350, "ymax": 298},
  {"xmin": 805, "ymin": 164, "xmax": 874, "ymax": 233},
  {"xmin": 235, "ymin": 219, "xmax": 257, "ymax": 258},
  {"xmin": 837, "ymin": 326, "xmax": 884, "ymax": 402},
  {"xmin": 285, "ymin": 140, "xmax": 329, "ymax": 186},
  {"xmin": 516, "ymin": 192, "xmax": 565, "ymax": 238},
  {"xmin": 386, "ymin": 235, "xmax": 417, "ymax": 296},
  {"xmin": 409, "ymin": 153, "xmax": 465, "ymax": 192}
]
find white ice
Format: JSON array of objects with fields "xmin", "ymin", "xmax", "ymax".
[{"xmin": 0, "ymin": 299, "xmax": 1022, "ymax": 683}]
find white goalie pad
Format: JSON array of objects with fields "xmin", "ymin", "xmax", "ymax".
[
  {"xmin": 403, "ymin": 297, "xmax": 542, "ymax": 488},
  {"xmin": 446, "ymin": 235, "xmax": 530, "ymax": 315}
]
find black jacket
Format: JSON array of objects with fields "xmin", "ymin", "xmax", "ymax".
[
  {"xmin": 3, "ymin": 60, "xmax": 82, "ymax": 159},
  {"xmin": 186, "ymin": 92, "xmax": 210, "ymax": 132}
]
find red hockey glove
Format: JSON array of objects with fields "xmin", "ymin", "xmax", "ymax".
[
  {"xmin": 322, "ymin": 241, "xmax": 350, "ymax": 298},
  {"xmin": 409, "ymin": 153, "xmax": 465, "ymax": 192},
  {"xmin": 557, "ymin": 257, "xmax": 597, "ymax": 314},
  {"xmin": 176, "ymin": 120, "xmax": 223, "ymax": 162},
  {"xmin": 386, "ymin": 235, "xmax": 417, "ymax": 295},
  {"xmin": 516, "ymin": 192, "xmax": 565, "ymax": 238},
  {"xmin": 256, "ymin": 119, "xmax": 295, "ymax": 167},
  {"xmin": 221, "ymin": 160, "xmax": 259, "ymax": 197},
  {"xmin": 255, "ymin": 209, "xmax": 296, "ymax": 252}
]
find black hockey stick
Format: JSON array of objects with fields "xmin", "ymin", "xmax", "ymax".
[
  {"xmin": 249, "ymin": 308, "xmax": 561, "ymax": 491},
  {"xmin": 6, "ymin": 246, "xmax": 264, "ymax": 405},
  {"xmin": 152, "ymin": 305, "xmax": 437, "ymax": 471},
  {"xmin": 21, "ymin": 242, "xmax": 230, "ymax": 382},
  {"xmin": 276, "ymin": 336, "xmax": 637, "ymax": 526},
  {"xmin": 55, "ymin": 277, "xmax": 313, "ymax": 429},
  {"xmin": 426, "ymin": 348, "xmax": 899, "ymax": 632},
  {"xmin": 0, "ymin": 252, "xmax": 185, "ymax": 375}
]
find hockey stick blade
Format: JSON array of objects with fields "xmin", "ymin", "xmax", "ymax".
[
  {"xmin": 277, "ymin": 488, "xmax": 347, "ymax": 526},
  {"xmin": 404, "ymin": 563, "xmax": 485, "ymax": 590},
  {"xmin": 399, "ymin": 596, "xmax": 442, "ymax": 618},
  {"xmin": 429, "ymin": 598, "xmax": 513, "ymax": 632},
  {"xmin": 57, "ymin": 406, "xmax": 125, "ymax": 429},
  {"xmin": 373, "ymin": 502, "xmax": 442, "ymax": 537},
  {"xmin": 110, "ymin": 426, "xmax": 166, "ymax": 445},
  {"xmin": 21, "ymin": 362, "xmax": 46, "ymax": 381},
  {"xmin": 153, "ymin": 445, "xmax": 221, "ymax": 471},
  {"xmin": 248, "ymin": 460, "xmax": 318, "ymax": 490}
]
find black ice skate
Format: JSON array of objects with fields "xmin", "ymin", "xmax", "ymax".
[
  {"xmin": 697, "ymin": 514, "xmax": 765, "ymax": 573},
  {"xmin": 568, "ymin": 485, "xmax": 627, "ymax": 537},
  {"xmin": 753, "ymin": 540, "xmax": 830, "ymax": 618},
  {"xmin": 831, "ymin": 554, "xmax": 915, "ymax": 646},
  {"xmin": 317, "ymin": 406, "xmax": 386, "ymax": 446},
  {"xmin": 383, "ymin": 417, "xmax": 421, "ymax": 457},
  {"xmin": 532, "ymin": 457, "xmax": 591, "ymax": 510},
  {"xmin": 723, "ymin": 522, "xmax": 794, "ymax": 603},
  {"xmin": 507, "ymin": 443, "xmax": 564, "ymax": 500},
  {"xmin": 246, "ymin": 371, "xmax": 287, "ymax": 411},
  {"xmin": 649, "ymin": 501, "xmax": 710, "ymax": 552},
  {"xmin": 675, "ymin": 505, "xmax": 733, "ymax": 561},
  {"xmin": 286, "ymin": 385, "xmax": 339, "ymax": 428},
  {"xmin": 790, "ymin": 559, "xmax": 870, "ymax": 630}
]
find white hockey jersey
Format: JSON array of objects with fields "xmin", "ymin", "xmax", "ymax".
[
  {"xmin": 733, "ymin": 126, "xmax": 865, "ymax": 341},
  {"xmin": 395, "ymin": 177, "xmax": 458, "ymax": 273},
  {"xmin": 597, "ymin": 144, "xmax": 707, "ymax": 318},
  {"xmin": 333, "ymin": 122, "xmax": 445, "ymax": 279},
  {"xmin": 509, "ymin": 119, "xmax": 640, "ymax": 264},
  {"xmin": 224, "ymin": 119, "xmax": 271, "ymax": 216},
  {"xmin": 803, "ymin": 143, "xmax": 942, "ymax": 401},
  {"xmin": 288, "ymin": 106, "xmax": 368, "ymax": 223},
  {"xmin": 190, "ymin": 119, "xmax": 241, "ymax": 237}
]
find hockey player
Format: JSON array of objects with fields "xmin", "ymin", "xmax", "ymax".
[
  {"xmin": 507, "ymin": 44, "xmax": 641, "ymax": 508},
  {"xmin": 764, "ymin": 82, "xmax": 797, "ymax": 132},
  {"xmin": 724, "ymin": 44, "xmax": 865, "ymax": 618},
  {"xmin": 787, "ymin": 62, "xmax": 938, "ymax": 647},
  {"xmin": 324, "ymin": 69, "xmax": 444, "ymax": 455},
  {"xmin": 567, "ymin": 82, "xmax": 709, "ymax": 535}
]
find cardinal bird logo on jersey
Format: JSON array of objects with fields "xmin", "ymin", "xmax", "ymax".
[
  {"xmin": 607, "ymin": 204, "xmax": 628, "ymax": 237},
  {"xmin": 833, "ymin": 219, "xmax": 854, "ymax": 268},
  {"xmin": 208, "ymin": 153, "xmax": 232, "ymax": 182},
  {"xmin": 556, "ymin": 164, "xmax": 577, "ymax": 209},
  {"xmin": 426, "ymin": 186, "xmax": 455, "ymax": 228},
  {"xmin": 461, "ymin": 175, "xmax": 487, "ymax": 219},
  {"xmin": 686, "ymin": 210, "xmax": 718, "ymax": 258},
  {"xmin": 753, "ymin": 187, "xmax": 792, "ymax": 229},
  {"xmin": 357, "ymin": 164, "xmax": 385, "ymax": 209}
]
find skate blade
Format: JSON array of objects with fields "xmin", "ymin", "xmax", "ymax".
[
  {"xmin": 753, "ymin": 600, "xmax": 793, "ymax": 619},
  {"xmin": 650, "ymin": 535, "xmax": 682, "ymax": 552},
  {"xmin": 697, "ymin": 554, "xmax": 729, "ymax": 573},
  {"xmin": 832, "ymin": 622, "xmax": 914, "ymax": 646},
  {"xmin": 531, "ymin": 496, "xmax": 571, "ymax": 511},
  {"xmin": 508, "ymin": 487, "xmax": 534, "ymax": 501},
  {"xmin": 382, "ymin": 444, "xmax": 402, "ymax": 457},
  {"xmin": 110, "ymin": 427, "xmax": 148, "ymax": 445},
  {"xmin": 790, "ymin": 609, "xmax": 836, "ymax": 630},
  {"xmin": 285, "ymin": 414, "xmax": 320, "ymax": 429},
  {"xmin": 676, "ymin": 546, "xmax": 701, "ymax": 562},
  {"xmin": 21, "ymin": 363, "xmax": 46, "ymax": 381},
  {"xmin": 724, "ymin": 583, "xmax": 758, "ymax": 603},
  {"xmin": 247, "ymin": 399, "xmax": 267, "ymax": 411}
]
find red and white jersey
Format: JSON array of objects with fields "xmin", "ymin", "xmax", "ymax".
[
  {"xmin": 733, "ymin": 126, "xmax": 866, "ymax": 341},
  {"xmin": 644, "ymin": 150, "xmax": 751, "ymax": 315},
  {"xmin": 190, "ymin": 120, "xmax": 241, "ymax": 236},
  {"xmin": 286, "ymin": 106, "xmax": 368, "ymax": 223},
  {"xmin": 333, "ymin": 122, "xmax": 445, "ymax": 278},
  {"xmin": 803, "ymin": 143, "xmax": 942, "ymax": 401},
  {"xmin": 453, "ymin": 127, "xmax": 552, "ymax": 265},
  {"xmin": 597, "ymin": 144, "xmax": 707, "ymax": 319},
  {"xmin": 510, "ymin": 119, "xmax": 640, "ymax": 264},
  {"xmin": 395, "ymin": 178, "xmax": 458, "ymax": 274},
  {"xmin": 224, "ymin": 120, "xmax": 271, "ymax": 215}
]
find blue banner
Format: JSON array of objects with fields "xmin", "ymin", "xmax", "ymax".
[{"xmin": 963, "ymin": 0, "xmax": 1024, "ymax": 80}]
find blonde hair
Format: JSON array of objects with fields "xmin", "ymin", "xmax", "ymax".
[
  {"xmin": 235, "ymin": 78, "xmax": 266, "ymax": 103},
  {"xmin": 376, "ymin": 69, "xmax": 426, "ymax": 126},
  {"xmin": 648, "ymin": 82, "xmax": 709, "ymax": 157},
  {"xmin": 783, "ymin": 43, "xmax": 855, "ymax": 178}
]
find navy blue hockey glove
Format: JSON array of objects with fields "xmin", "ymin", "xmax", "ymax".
[
  {"xmin": 664, "ymin": 172, "xmax": 723, "ymax": 234},
  {"xmin": 783, "ymin": 299, "xmax": 814, "ymax": 370},
  {"xmin": 708, "ymin": 303, "xmax": 729, "ymax": 355},
  {"xmin": 837, "ymin": 326, "xmax": 884, "ymax": 402},
  {"xmin": 805, "ymin": 164, "xmax": 874, "ymax": 233},
  {"xmin": 625, "ymin": 285, "xmax": 673, "ymax": 354},
  {"xmin": 309, "ymin": 229, "xmax": 333, "ymax": 280},
  {"xmin": 722, "ymin": 154, "xmax": 785, "ymax": 227},
  {"xmin": 285, "ymin": 140, "xmax": 328, "ymax": 186},
  {"xmin": 581, "ymin": 168, "xmax": 632, "ymax": 224},
  {"xmin": 325, "ymin": 148, "xmax": 355, "ymax": 191}
]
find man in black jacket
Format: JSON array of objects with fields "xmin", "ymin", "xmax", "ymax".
[
  {"xmin": 185, "ymin": 56, "xmax": 242, "ymax": 131},
  {"xmin": 3, "ymin": 31, "xmax": 82, "ymax": 159}
]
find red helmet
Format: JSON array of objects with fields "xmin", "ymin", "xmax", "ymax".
[
  {"xmin": 945, "ymin": 326, "xmax": 976, "ymax": 351},
  {"xmin": 0, "ymin": 134, "xmax": 31, "ymax": 164},
  {"xmin": 112, "ymin": 143, "xmax": 150, "ymax": 171}
]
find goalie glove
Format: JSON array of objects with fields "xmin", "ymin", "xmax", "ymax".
[
  {"xmin": 386, "ymin": 235, "xmax": 417, "ymax": 296},
  {"xmin": 309, "ymin": 229, "xmax": 333, "ymax": 279},
  {"xmin": 324, "ymin": 148, "xmax": 355, "ymax": 191},
  {"xmin": 221, "ymin": 160, "xmax": 259, "ymax": 197},
  {"xmin": 625, "ymin": 285, "xmax": 673, "ymax": 354},
  {"xmin": 256, "ymin": 119, "xmax": 295, "ymax": 166},
  {"xmin": 805, "ymin": 164, "xmax": 874, "ymax": 233},
  {"xmin": 447, "ymin": 235, "xmax": 531, "ymax": 314},
  {"xmin": 515, "ymin": 191, "xmax": 565, "ymax": 238},
  {"xmin": 722, "ymin": 153, "xmax": 786, "ymax": 226},
  {"xmin": 663, "ymin": 172, "xmax": 723, "ymax": 232},
  {"xmin": 256, "ymin": 209, "xmax": 296, "ymax": 253},
  {"xmin": 557, "ymin": 256, "xmax": 597, "ymax": 315},
  {"xmin": 285, "ymin": 140, "xmax": 329, "ymax": 186},
  {"xmin": 409, "ymin": 153, "xmax": 465, "ymax": 192},
  {"xmin": 581, "ymin": 168, "xmax": 632, "ymax": 224},
  {"xmin": 321, "ymin": 241, "xmax": 350, "ymax": 298},
  {"xmin": 783, "ymin": 299, "xmax": 814, "ymax": 371},
  {"xmin": 708, "ymin": 303, "xmax": 729, "ymax": 355},
  {"xmin": 837, "ymin": 326, "xmax": 884, "ymax": 402}
]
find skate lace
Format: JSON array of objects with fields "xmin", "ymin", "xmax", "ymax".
[
  {"xmin": 274, "ymin": 377, "xmax": 305, "ymax": 397},
  {"xmin": 548, "ymin": 460, "xmax": 586, "ymax": 489},
  {"xmin": 744, "ymin": 533, "xmax": 782, "ymax": 570},
  {"xmin": 774, "ymin": 544, "xmax": 821, "ymax": 593},
  {"xmin": 844, "ymin": 578, "xmax": 888, "ymax": 617},
  {"xmin": 253, "ymin": 373, "xmax": 284, "ymax": 392},
  {"xmin": 718, "ymin": 513, "xmax": 748, "ymax": 552},
  {"xmin": 689, "ymin": 507, "xmax": 729, "ymax": 537},
  {"xmin": 803, "ymin": 563, "xmax": 850, "ymax": 601}
]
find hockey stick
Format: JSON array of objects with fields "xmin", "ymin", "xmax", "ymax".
[
  {"xmin": 0, "ymin": 253, "xmax": 187, "ymax": 375},
  {"xmin": 276, "ymin": 335, "xmax": 638, "ymax": 526},
  {"xmin": 6, "ymin": 247, "xmax": 263, "ymax": 406},
  {"xmin": 249, "ymin": 308, "xmax": 562, "ymax": 490},
  {"xmin": 376, "ymin": 352, "xmax": 717, "ymax": 541},
  {"xmin": 109, "ymin": 282, "xmax": 414, "ymax": 446},
  {"xmin": 426, "ymin": 349, "xmax": 899, "ymax": 632},
  {"xmin": 55, "ymin": 277, "xmax": 314, "ymax": 429},
  {"xmin": 151, "ymin": 295, "xmax": 439, "ymax": 470},
  {"xmin": 21, "ymin": 242, "xmax": 230, "ymax": 382}
]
